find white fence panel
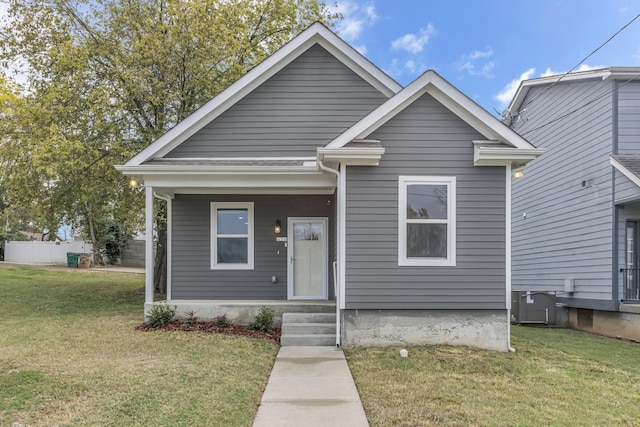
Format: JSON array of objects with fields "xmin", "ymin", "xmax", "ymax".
[{"xmin": 4, "ymin": 241, "xmax": 93, "ymax": 263}]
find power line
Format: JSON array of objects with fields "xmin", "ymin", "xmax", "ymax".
[
  {"xmin": 520, "ymin": 72, "xmax": 640, "ymax": 136},
  {"xmin": 513, "ymin": 11, "xmax": 640, "ymax": 116}
]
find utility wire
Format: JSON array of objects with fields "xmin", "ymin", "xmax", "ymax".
[
  {"xmin": 520, "ymin": 72, "xmax": 640, "ymax": 136},
  {"xmin": 513, "ymin": 11, "xmax": 640, "ymax": 117}
]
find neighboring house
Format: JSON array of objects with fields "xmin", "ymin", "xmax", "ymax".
[
  {"xmin": 117, "ymin": 23, "xmax": 541, "ymax": 351},
  {"xmin": 508, "ymin": 67, "xmax": 640, "ymax": 341}
]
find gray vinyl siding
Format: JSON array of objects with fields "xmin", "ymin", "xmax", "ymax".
[
  {"xmin": 171, "ymin": 194, "xmax": 335, "ymax": 300},
  {"xmin": 614, "ymin": 170, "xmax": 640, "ymax": 203},
  {"xmin": 617, "ymin": 82, "xmax": 640, "ymax": 154},
  {"xmin": 344, "ymin": 93, "xmax": 506, "ymax": 310},
  {"xmin": 511, "ymin": 80, "xmax": 614, "ymax": 301},
  {"xmin": 166, "ymin": 44, "xmax": 388, "ymax": 158}
]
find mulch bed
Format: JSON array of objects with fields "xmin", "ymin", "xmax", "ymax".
[{"xmin": 136, "ymin": 321, "xmax": 281, "ymax": 343}]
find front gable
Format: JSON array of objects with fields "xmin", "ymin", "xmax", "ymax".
[
  {"xmin": 165, "ymin": 44, "xmax": 389, "ymax": 159},
  {"xmin": 124, "ymin": 22, "xmax": 400, "ymax": 167}
]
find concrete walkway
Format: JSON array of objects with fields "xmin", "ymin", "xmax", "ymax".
[{"xmin": 253, "ymin": 346, "xmax": 369, "ymax": 427}]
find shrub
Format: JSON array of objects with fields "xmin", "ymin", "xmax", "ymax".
[
  {"xmin": 247, "ymin": 306, "xmax": 275, "ymax": 332},
  {"xmin": 213, "ymin": 314, "xmax": 231, "ymax": 328},
  {"xmin": 146, "ymin": 303, "xmax": 176, "ymax": 327},
  {"xmin": 182, "ymin": 310, "xmax": 198, "ymax": 326}
]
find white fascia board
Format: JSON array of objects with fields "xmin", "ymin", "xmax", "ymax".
[
  {"xmin": 317, "ymin": 147, "xmax": 385, "ymax": 166},
  {"xmin": 610, "ymin": 156, "xmax": 640, "ymax": 188},
  {"xmin": 142, "ymin": 172, "xmax": 335, "ymax": 190},
  {"xmin": 473, "ymin": 145, "xmax": 544, "ymax": 167},
  {"xmin": 125, "ymin": 23, "xmax": 400, "ymax": 166},
  {"xmin": 316, "ymin": 36, "xmax": 400, "ymax": 97},
  {"xmin": 326, "ymin": 70, "xmax": 537, "ymax": 151},
  {"xmin": 507, "ymin": 68, "xmax": 615, "ymax": 113},
  {"xmin": 424, "ymin": 73, "xmax": 535, "ymax": 150},
  {"xmin": 116, "ymin": 164, "xmax": 320, "ymax": 175}
]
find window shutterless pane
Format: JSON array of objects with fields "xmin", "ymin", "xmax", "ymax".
[
  {"xmin": 406, "ymin": 185, "xmax": 447, "ymax": 219},
  {"xmin": 217, "ymin": 238, "xmax": 248, "ymax": 263},
  {"xmin": 217, "ymin": 209, "xmax": 248, "ymax": 234},
  {"xmin": 406, "ymin": 223, "xmax": 447, "ymax": 257}
]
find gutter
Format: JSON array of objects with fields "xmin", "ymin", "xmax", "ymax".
[{"xmin": 317, "ymin": 159, "xmax": 342, "ymax": 348}]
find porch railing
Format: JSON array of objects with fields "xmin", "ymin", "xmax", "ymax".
[{"xmin": 620, "ymin": 268, "xmax": 640, "ymax": 302}]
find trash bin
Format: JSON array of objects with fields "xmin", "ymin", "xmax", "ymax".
[
  {"xmin": 66, "ymin": 252, "xmax": 79, "ymax": 268},
  {"xmin": 78, "ymin": 253, "xmax": 91, "ymax": 269}
]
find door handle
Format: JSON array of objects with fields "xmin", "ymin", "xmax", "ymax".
[{"xmin": 290, "ymin": 256, "xmax": 295, "ymax": 262}]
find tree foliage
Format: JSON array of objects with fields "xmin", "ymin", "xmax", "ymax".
[{"xmin": 0, "ymin": 0, "xmax": 338, "ymax": 290}]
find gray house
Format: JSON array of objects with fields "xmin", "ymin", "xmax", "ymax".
[
  {"xmin": 117, "ymin": 23, "xmax": 541, "ymax": 351},
  {"xmin": 508, "ymin": 67, "xmax": 640, "ymax": 341}
]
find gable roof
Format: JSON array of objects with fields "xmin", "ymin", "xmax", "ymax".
[
  {"xmin": 125, "ymin": 22, "xmax": 401, "ymax": 167},
  {"xmin": 611, "ymin": 154, "xmax": 640, "ymax": 188},
  {"xmin": 507, "ymin": 67, "xmax": 640, "ymax": 117},
  {"xmin": 325, "ymin": 70, "xmax": 537, "ymax": 150}
]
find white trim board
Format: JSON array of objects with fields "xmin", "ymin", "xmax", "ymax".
[
  {"xmin": 397, "ymin": 175, "xmax": 457, "ymax": 267},
  {"xmin": 611, "ymin": 156, "xmax": 640, "ymax": 188},
  {"xmin": 287, "ymin": 217, "xmax": 329, "ymax": 301},
  {"xmin": 325, "ymin": 70, "xmax": 537, "ymax": 151}
]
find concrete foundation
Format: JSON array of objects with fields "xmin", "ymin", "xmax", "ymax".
[
  {"xmin": 341, "ymin": 309, "xmax": 509, "ymax": 352},
  {"xmin": 569, "ymin": 305, "xmax": 640, "ymax": 342},
  {"xmin": 144, "ymin": 300, "xmax": 336, "ymax": 326}
]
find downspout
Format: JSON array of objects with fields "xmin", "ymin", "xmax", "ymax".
[
  {"xmin": 318, "ymin": 159, "xmax": 342, "ymax": 348},
  {"xmin": 506, "ymin": 164, "xmax": 516, "ymax": 353}
]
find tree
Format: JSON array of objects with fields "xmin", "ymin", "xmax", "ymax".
[{"xmin": 0, "ymin": 0, "xmax": 339, "ymax": 292}]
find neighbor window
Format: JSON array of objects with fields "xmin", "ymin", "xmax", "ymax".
[
  {"xmin": 211, "ymin": 202, "xmax": 254, "ymax": 269},
  {"xmin": 398, "ymin": 176, "xmax": 456, "ymax": 266}
]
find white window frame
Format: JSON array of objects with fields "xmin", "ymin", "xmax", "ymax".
[
  {"xmin": 211, "ymin": 202, "xmax": 254, "ymax": 270},
  {"xmin": 398, "ymin": 176, "xmax": 456, "ymax": 267}
]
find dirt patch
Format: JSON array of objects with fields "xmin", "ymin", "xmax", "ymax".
[{"xmin": 136, "ymin": 321, "xmax": 281, "ymax": 343}]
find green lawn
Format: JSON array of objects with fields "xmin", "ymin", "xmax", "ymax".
[
  {"xmin": 346, "ymin": 326, "xmax": 640, "ymax": 426},
  {"xmin": 0, "ymin": 267, "xmax": 279, "ymax": 427}
]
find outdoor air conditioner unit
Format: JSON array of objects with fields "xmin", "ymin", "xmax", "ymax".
[{"xmin": 511, "ymin": 291, "xmax": 557, "ymax": 324}]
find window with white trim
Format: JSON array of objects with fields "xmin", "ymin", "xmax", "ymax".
[
  {"xmin": 211, "ymin": 202, "xmax": 254, "ymax": 269},
  {"xmin": 398, "ymin": 176, "xmax": 456, "ymax": 267}
]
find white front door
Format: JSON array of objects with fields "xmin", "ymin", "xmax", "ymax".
[{"xmin": 287, "ymin": 218, "xmax": 328, "ymax": 300}]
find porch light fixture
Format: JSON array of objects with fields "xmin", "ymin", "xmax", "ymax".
[
  {"xmin": 129, "ymin": 178, "xmax": 140, "ymax": 188},
  {"xmin": 274, "ymin": 219, "xmax": 281, "ymax": 234},
  {"xmin": 512, "ymin": 166, "xmax": 524, "ymax": 179}
]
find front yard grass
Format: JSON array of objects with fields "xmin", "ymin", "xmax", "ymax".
[
  {"xmin": 346, "ymin": 326, "xmax": 640, "ymax": 426},
  {"xmin": 0, "ymin": 267, "xmax": 279, "ymax": 426}
]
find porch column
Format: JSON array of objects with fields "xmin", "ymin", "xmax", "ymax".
[{"xmin": 145, "ymin": 185, "xmax": 154, "ymax": 305}]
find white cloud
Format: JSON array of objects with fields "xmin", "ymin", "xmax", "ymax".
[
  {"xmin": 457, "ymin": 46, "xmax": 494, "ymax": 78},
  {"xmin": 405, "ymin": 59, "xmax": 416, "ymax": 73},
  {"xmin": 494, "ymin": 64, "xmax": 603, "ymax": 109},
  {"xmin": 495, "ymin": 68, "xmax": 536, "ymax": 107},
  {"xmin": 468, "ymin": 47, "xmax": 493, "ymax": 60},
  {"xmin": 391, "ymin": 23, "xmax": 435, "ymax": 54},
  {"xmin": 330, "ymin": 1, "xmax": 378, "ymax": 42},
  {"xmin": 541, "ymin": 63, "xmax": 603, "ymax": 77},
  {"xmin": 385, "ymin": 58, "xmax": 427, "ymax": 78}
]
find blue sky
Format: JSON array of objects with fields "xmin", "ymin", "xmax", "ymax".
[{"xmin": 329, "ymin": 0, "xmax": 640, "ymax": 115}]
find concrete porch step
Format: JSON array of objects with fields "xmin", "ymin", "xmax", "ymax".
[
  {"xmin": 282, "ymin": 313, "xmax": 335, "ymax": 324},
  {"xmin": 282, "ymin": 322, "xmax": 336, "ymax": 335},
  {"xmin": 281, "ymin": 312, "xmax": 336, "ymax": 347},
  {"xmin": 280, "ymin": 334, "xmax": 336, "ymax": 346}
]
